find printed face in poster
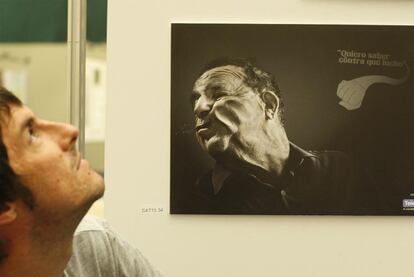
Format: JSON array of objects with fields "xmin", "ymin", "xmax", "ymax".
[{"xmin": 170, "ymin": 24, "xmax": 414, "ymax": 215}]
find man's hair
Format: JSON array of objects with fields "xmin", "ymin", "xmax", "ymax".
[
  {"xmin": 0, "ymin": 87, "xmax": 34, "ymax": 211},
  {"xmin": 200, "ymin": 57, "xmax": 284, "ymax": 122},
  {"xmin": 0, "ymin": 87, "xmax": 33, "ymax": 262},
  {"xmin": 0, "ymin": 87, "xmax": 35, "ymax": 262}
]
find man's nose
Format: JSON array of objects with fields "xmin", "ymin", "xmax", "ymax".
[
  {"xmin": 43, "ymin": 121, "xmax": 79, "ymax": 151},
  {"xmin": 194, "ymin": 96, "xmax": 213, "ymax": 119}
]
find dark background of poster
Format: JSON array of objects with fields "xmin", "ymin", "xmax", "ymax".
[{"xmin": 170, "ymin": 24, "xmax": 414, "ymax": 215}]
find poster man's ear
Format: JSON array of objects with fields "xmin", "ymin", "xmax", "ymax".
[
  {"xmin": 0, "ymin": 203, "xmax": 17, "ymax": 226},
  {"xmin": 261, "ymin": 90, "xmax": 279, "ymax": 119}
]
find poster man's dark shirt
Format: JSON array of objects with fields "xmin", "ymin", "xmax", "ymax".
[{"xmin": 194, "ymin": 143, "xmax": 357, "ymax": 215}]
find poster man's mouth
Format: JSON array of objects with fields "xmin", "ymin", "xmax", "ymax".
[{"xmin": 195, "ymin": 121, "xmax": 210, "ymax": 132}]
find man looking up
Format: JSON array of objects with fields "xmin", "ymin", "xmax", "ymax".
[
  {"xmin": 0, "ymin": 87, "xmax": 163, "ymax": 276},
  {"xmin": 191, "ymin": 58, "xmax": 356, "ymax": 214}
]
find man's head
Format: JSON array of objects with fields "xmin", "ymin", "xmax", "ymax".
[
  {"xmin": 191, "ymin": 58, "xmax": 285, "ymax": 160},
  {"xmin": 0, "ymin": 87, "xmax": 104, "ymax": 257}
]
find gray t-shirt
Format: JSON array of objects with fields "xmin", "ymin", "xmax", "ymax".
[{"xmin": 63, "ymin": 216, "xmax": 164, "ymax": 277}]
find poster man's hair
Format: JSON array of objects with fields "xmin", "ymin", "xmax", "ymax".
[{"xmin": 201, "ymin": 57, "xmax": 285, "ymax": 122}]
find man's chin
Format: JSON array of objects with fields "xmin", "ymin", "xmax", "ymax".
[
  {"xmin": 203, "ymin": 136, "xmax": 230, "ymax": 158},
  {"xmin": 91, "ymin": 177, "xmax": 105, "ymax": 201},
  {"xmin": 81, "ymin": 175, "xmax": 105, "ymax": 213}
]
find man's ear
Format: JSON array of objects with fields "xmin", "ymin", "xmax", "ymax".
[
  {"xmin": 261, "ymin": 90, "xmax": 279, "ymax": 119},
  {"xmin": 0, "ymin": 203, "xmax": 17, "ymax": 225}
]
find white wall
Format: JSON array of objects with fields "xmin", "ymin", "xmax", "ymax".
[{"xmin": 105, "ymin": 1, "xmax": 414, "ymax": 276}]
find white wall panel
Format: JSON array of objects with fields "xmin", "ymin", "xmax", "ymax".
[{"xmin": 105, "ymin": 1, "xmax": 414, "ymax": 276}]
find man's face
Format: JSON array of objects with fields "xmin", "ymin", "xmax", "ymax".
[
  {"xmin": 1, "ymin": 105, "xmax": 104, "ymax": 223},
  {"xmin": 192, "ymin": 65, "xmax": 267, "ymax": 158}
]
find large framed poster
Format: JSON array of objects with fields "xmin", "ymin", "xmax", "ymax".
[{"xmin": 171, "ymin": 24, "xmax": 414, "ymax": 215}]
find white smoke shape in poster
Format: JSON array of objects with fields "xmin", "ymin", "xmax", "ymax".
[{"xmin": 336, "ymin": 58, "xmax": 409, "ymax": 111}]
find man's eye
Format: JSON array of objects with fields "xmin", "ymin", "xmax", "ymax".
[
  {"xmin": 27, "ymin": 123, "xmax": 38, "ymax": 142},
  {"xmin": 215, "ymin": 93, "xmax": 227, "ymax": 100},
  {"xmin": 190, "ymin": 94, "xmax": 200, "ymax": 105}
]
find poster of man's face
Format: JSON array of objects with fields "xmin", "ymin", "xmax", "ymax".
[{"xmin": 170, "ymin": 24, "xmax": 414, "ymax": 215}]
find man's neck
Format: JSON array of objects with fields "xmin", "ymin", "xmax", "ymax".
[
  {"xmin": 0, "ymin": 219, "xmax": 75, "ymax": 277},
  {"xmin": 217, "ymin": 124, "xmax": 290, "ymax": 184}
]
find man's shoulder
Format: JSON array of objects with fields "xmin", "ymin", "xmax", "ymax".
[
  {"xmin": 64, "ymin": 216, "xmax": 118, "ymax": 276},
  {"xmin": 285, "ymin": 143, "xmax": 358, "ymax": 214},
  {"xmin": 72, "ymin": 215, "xmax": 115, "ymax": 252},
  {"xmin": 75, "ymin": 215, "xmax": 108, "ymax": 234},
  {"xmin": 64, "ymin": 216, "xmax": 164, "ymax": 277},
  {"xmin": 289, "ymin": 143, "xmax": 352, "ymax": 176}
]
